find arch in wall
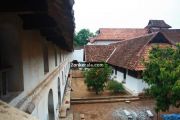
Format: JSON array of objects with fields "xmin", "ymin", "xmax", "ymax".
[
  {"xmin": 58, "ymin": 77, "xmax": 61, "ymax": 104},
  {"xmin": 48, "ymin": 89, "xmax": 55, "ymax": 120}
]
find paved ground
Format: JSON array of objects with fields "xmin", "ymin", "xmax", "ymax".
[{"xmin": 71, "ymin": 100, "xmax": 156, "ymax": 120}]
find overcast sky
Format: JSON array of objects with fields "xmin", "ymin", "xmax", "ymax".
[{"xmin": 74, "ymin": 0, "xmax": 180, "ymax": 32}]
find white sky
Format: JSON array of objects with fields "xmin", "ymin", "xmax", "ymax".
[{"xmin": 74, "ymin": 0, "xmax": 180, "ymax": 32}]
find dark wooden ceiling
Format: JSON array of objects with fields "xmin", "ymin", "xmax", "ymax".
[{"xmin": 0, "ymin": 0, "xmax": 75, "ymax": 51}]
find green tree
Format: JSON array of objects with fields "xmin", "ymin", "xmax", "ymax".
[
  {"xmin": 74, "ymin": 29, "xmax": 94, "ymax": 46},
  {"xmin": 143, "ymin": 44, "xmax": 180, "ymax": 112},
  {"xmin": 84, "ymin": 64, "xmax": 112, "ymax": 94}
]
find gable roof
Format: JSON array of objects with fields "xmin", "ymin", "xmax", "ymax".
[
  {"xmin": 160, "ymin": 30, "xmax": 180, "ymax": 43},
  {"xmin": 145, "ymin": 20, "xmax": 171, "ymax": 29},
  {"xmin": 108, "ymin": 32, "xmax": 173, "ymax": 70},
  {"xmin": 85, "ymin": 32, "xmax": 174, "ymax": 71},
  {"xmin": 90, "ymin": 28, "xmax": 148, "ymax": 43}
]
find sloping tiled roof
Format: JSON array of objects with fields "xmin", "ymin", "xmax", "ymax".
[
  {"xmin": 163, "ymin": 29, "xmax": 180, "ymax": 43},
  {"xmin": 84, "ymin": 45, "xmax": 116, "ymax": 62},
  {"xmin": 161, "ymin": 30, "xmax": 180, "ymax": 43},
  {"xmin": 90, "ymin": 28, "xmax": 148, "ymax": 43},
  {"xmin": 148, "ymin": 29, "xmax": 180, "ymax": 43},
  {"xmin": 107, "ymin": 33, "xmax": 156, "ymax": 70},
  {"xmin": 145, "ymin": 20, "xmax": 171, "ymax": 28},
  {"xmin": 85, "ymin": 32, "xmax": 175, "ymax": 71}
]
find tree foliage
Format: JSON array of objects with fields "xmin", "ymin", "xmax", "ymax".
[
  {"xmin": 74, "ymin": 29, "xmax": 94, "ymax": 46},
  {"xmin": 84, "ymin": 64, "xmax": 112, "ymax": 94},
  {"xmin": 143, "ymin": 44, "xmax": 180, "ymax": 112}
]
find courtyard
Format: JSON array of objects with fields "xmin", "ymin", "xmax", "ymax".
[{"xmin": 69, "ymin": 70, "xmax": 180, "ymax": 120}]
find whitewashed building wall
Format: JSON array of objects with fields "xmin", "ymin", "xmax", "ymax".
[
  {"xmin": 111, "ymin": 68, "xmax": 149, "ymax": 96},
  {"xmin": 73, "ymin": 49, "xmax": 84, "ymax": 62}
]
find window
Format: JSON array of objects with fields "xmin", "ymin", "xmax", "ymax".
[
  {"xmin": 54, "ymin": 48, "xmax": 57, "ymax": 67},
  {"xmin": 43, "ymin": 42, "xmax": 49, "ymax": 74}
]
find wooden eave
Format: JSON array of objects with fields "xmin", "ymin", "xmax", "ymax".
[{"xmin": 0, "ymin": 0, "xmax": 75, "ymax": 51}]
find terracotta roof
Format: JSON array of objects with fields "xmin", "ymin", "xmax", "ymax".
[
  {"xmin": 90, "ymin": 28, "xmax": 148, "ymax": 43},
  {"xmin": 145, "ymin": 20, "xmax": 171, "ymax": 28},
  {"xmin": 148, "ymin": 29, "xmax": 180, "ymax": 43},
  {"xmin": 161, "ymin": 30, "xmax": 180, "ymax": 43},
  {"xmin": 107, "ymin": 33, "xmax": 156, "ymax": 70},
  {"xmin": 85, "ymin": 32, "xmax": 175, "ymax": 71},
  {"xmin": 84, "ymin": 45, "xmax": 116, "ymax": 62}
]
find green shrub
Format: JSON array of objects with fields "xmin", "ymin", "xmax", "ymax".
[
  {"xmin": 83, "ymin": 63, "xmax": 112, "ymax": 94},
  {"xmin": 107, "ymin": 80, "xmax": 124, "ymax": 93}
]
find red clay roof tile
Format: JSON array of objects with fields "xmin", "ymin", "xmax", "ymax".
[
  {"xmin": 90, "ymin": 28, "xmax": 148, "ymax": 43},
  {"xmin": 85, "ymin": 32, "xmax": 175, "ymax": 71}
]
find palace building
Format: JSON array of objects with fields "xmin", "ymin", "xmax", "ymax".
[{"xmin": 0, "ymin": 0, "xmax": 75, "ymax": 120}]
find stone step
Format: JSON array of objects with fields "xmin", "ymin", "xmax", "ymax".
[
  {"xmin": 59, "ymin": 84, "xmax": 71, "ymax": 118},
  {"xmin": 71, "ymin": 95, "xmax": 138, "ymax": 101},
  {"xmin": 71, "ymin": 97, "xmax": 140, "ymax": 104},
  {"xmin": 61, "ymin": 113, "xmax": 73, "ymax": 120},
  {"xmin": 59, "ymin": 106, "xmax": 67, "ymax": 118}
]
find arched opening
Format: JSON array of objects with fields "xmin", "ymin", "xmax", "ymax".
[
  {"xmin": 48, "ymin": 89, "xmax": 55, "ymax": 120},
  {"xmin": 58, "ymin": 77, "xmax": 61, "ymax": 105}
]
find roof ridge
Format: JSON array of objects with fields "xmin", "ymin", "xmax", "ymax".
[
  {"xmin": 113, "ymin": 32, "xmax": 155, "ymax": 44},
  {"xmin": 106, "ymin": 48, "xmax": 117, "ymax": 62},
  {"xmin": 132, "ymin": 33, "xmax": 158, "ymax": 70},
  {"xmin": 99, "ymin": 28, "xmax": 146, "ymax": 30}
]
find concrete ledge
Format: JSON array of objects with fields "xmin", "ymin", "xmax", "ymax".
[
  {"xmin": 59, "ymin": 75, "xmax": 72, "ymax": 118},
  {"xmin": 71, "ymin": 97, "xmax": 140, "ymax": 104},
  {"xmin": 0, "ymin": 100, "xmax": 38, "ymax": 120}
]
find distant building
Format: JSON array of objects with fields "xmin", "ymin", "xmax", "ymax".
[
  {"xmin": 84, "ymin": 20, "xmax": 180, "ymax": 95},
  {"xmin": 88, "ymin": 20, "xmax": 176, "ymax": 45},
  {"xmin": 0, "ymin": 0, "xmax": 75, "ymax": 120},
  {"xmin": 88, "ymin": 28, "xmax": 148, "ymax": 45},
  {"xmin": 73, "ymin": 46, "xmax": 84, "ymax": 62}
]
